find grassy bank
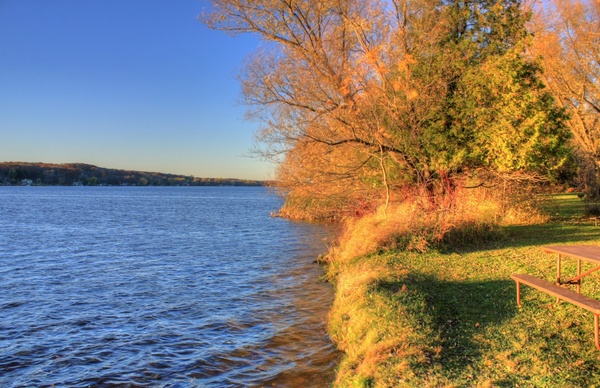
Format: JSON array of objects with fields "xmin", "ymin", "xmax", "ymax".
[{"xmin": 326, "ymin": 194, "xmax": 600, "ymax": 387}]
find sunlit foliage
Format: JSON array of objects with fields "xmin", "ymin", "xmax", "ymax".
[
  {"xmin": 204, "ymin": 0, "xmax": 570, "ymax": 218},
  {"xmin": 531, "ymin": 0, "xmax": 600, "ymax": 197}
]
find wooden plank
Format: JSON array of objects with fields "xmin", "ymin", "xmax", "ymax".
[
  {"xmin": 511, "ymin": 273, "xmax": 600, "ymax": 314},
  {"xmin": 542, "ymin": 246, "xmax": 600, "ymax": 265}
]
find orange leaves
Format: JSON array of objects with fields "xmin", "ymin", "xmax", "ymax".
[
  {"xmin": 406, "ymin": 88, "xmax": 419, "ymax": 101},
  {"xmin": 531, "ymin": 0, "xmax": 600, "ymax": 183}
]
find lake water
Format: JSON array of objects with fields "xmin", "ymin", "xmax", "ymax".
[{"xmin": 0, "ymin": 186, "xmax": 339, "ymax": 387}]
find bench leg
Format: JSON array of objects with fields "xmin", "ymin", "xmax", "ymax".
[
  {"xmin": 556, "ymin": 254, "xmax": 562, "ymax": 304},
  {"xmin": 516, "ymin": 281, "xmax": 521, "ymax": 307},
  {"xmin": 578, "ymin": 258, "xmax": 582, "ymax": 294},
  {"xmin": 594, "ymin": 314, "xmax": 600, "ymax": 350}
]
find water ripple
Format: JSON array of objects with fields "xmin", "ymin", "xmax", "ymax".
[{"xmin": 0, "ymin": 186, "xmax": 339, "ymax": 387}]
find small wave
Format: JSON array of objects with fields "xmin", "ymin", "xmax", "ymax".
[{"xmin": 0, "ymin": 187, "xmax": 339, "ymax": 387}]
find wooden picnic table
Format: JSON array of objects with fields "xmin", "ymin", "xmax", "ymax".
[
  {"xmin": 511, "ymin": 245, "xmax": 600, "ymax": 350},
  {"xmin": 543, "ymin": 245, "xmax": 600, "ymax": 293}
]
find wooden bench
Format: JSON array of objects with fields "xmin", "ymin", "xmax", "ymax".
[{"xmin": 511, "ymin": 273, "xmax": 600, "ymax": 350}]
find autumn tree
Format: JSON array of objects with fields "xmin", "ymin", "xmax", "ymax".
[
  {"xmin": 531, "ymin": 0, "xmax": 600, "ymax": 197},
  {"xmin": 204, "ymin": 0, "xmax": 570, "ymax": 219}
]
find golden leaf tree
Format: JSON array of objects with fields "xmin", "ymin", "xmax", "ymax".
[{"xmin": 531, "ymin": 0, "xmax": 600, "ymax": 196}]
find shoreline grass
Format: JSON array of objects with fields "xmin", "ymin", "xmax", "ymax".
[{"xmin": 327, "ymin": 194, "xmax": 600, "ymax": 387}]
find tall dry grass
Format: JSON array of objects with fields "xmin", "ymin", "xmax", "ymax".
[
  {"xmin": 326, "ymin": 184, "xmax": 547, "ymax": 263},
  {"xmin": 327, "ymin": 257, "xmax": 440, "ymax": 387}
]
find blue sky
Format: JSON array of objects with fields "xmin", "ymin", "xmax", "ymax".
[{"xmin": 0, "ymin": 0, "xmax": 272, "ymax": 180}]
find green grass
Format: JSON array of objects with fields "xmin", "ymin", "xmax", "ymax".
[
  {"xmin": 328, "ymin": 194, "xmax": 600, "ymax": 387},
  {"xmin": 539, "ymin": 193, "xmax": 587, "ymax": 222}
]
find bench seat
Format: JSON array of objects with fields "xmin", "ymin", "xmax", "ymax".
[
  {"xmin": 511, "ymin": 273, "xmax": 600, "ymax": 314},
  {"xmin": 511, "ymin": 273, "xmax": 600, "ymax": 349}
]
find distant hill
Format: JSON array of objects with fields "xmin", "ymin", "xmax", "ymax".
[{"xmin": 0, "ymin": 162, "xmax": 267, "ymax": 187}]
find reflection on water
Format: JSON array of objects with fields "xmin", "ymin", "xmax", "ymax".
[{"xmin": 0, "ymin": 186, "xmax": 340, "ymax": 387}]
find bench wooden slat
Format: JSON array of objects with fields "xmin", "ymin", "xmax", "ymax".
[{"xmin": 511, "ymin": 273, "xmax": 600, "ymax": 314}]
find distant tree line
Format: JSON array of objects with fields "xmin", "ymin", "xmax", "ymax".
[{"xmin": 0, "ymin": 162, "xmax": 266, "ymax": 187}]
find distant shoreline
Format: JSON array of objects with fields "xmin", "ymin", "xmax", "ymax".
[{"xmin": 0, "ymin": 162, "xmax": 270, "ymax": 187}]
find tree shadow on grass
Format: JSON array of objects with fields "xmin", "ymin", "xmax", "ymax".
[
  {"xmin": 439, "ymin": 223, "xmax": 600, "ymax": 256},
  {"xmin": 501, "ymin": 223, "xmax": 600, "ymax": 247},
  {"xmin": 376, "ymin": 273, "xmax": 518, "ymax": 379}
]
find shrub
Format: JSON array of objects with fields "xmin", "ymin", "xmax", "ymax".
[{"xmin": 326, "ymin": 183, "xmax": 546, "ymax": 262}]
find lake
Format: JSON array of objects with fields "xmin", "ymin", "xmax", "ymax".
[{"xmin": 0, "ymin": 186, "xmax": 339, "ymax": 387}]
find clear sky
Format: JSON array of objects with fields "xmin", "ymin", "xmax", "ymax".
[{"xmin": 0, "ymin": 0, "xmax": 272, "ymax": 180}]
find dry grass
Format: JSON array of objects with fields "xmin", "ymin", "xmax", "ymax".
[
  {"xmin": 328, "ymin": 256, "xmax": 440, "ymax": 387},
  {"xmin": 327, "ymin": 185, "xmax": 546, "ymax": 264}
]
